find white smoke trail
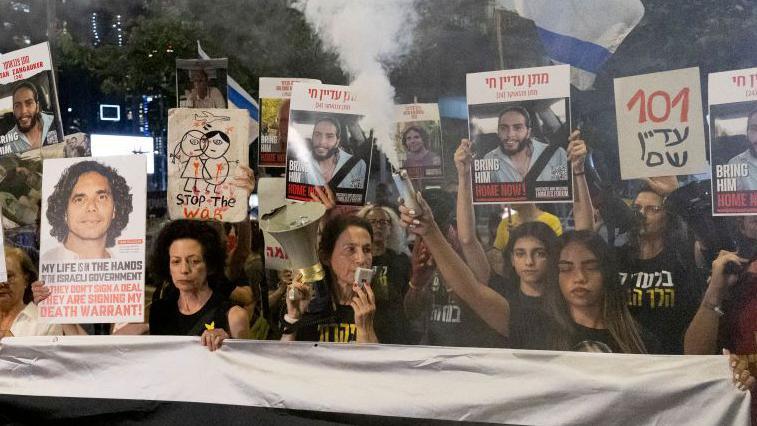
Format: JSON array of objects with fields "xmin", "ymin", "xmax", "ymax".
[{"xmin": 296, "ymin": 0, "xmax": 418, "ymax": 169}]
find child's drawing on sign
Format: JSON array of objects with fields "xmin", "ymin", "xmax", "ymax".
[
  {"xmin": 171, "ymin": 130, "xmax": 207, "ymax": 192},
  {"xmin": 202, "ymin": 130, "xmax": 238, "ymax": 193}
]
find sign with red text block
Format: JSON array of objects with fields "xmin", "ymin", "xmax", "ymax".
[
  {"xmin": 707, "ymin": 67, "xmax": 757, "ymax": 215},
  {"xmin": 614, "ymin": 67, "xmax": 708, "ymax": 179}
]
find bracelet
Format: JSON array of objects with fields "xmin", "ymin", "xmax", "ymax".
[
  {"xmin": 702, "ymin": 301, "xmax": 725, "ymax": 317},
  {"xmin": 283, "ymin": 314, "xmax": 300, "ymax": 324},
  {"xmin": 573, "ymin": 171, "xmax": 586, "ymax": 176}
]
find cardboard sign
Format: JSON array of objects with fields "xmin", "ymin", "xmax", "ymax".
[
  {"xmin": 38, "ymin": 155, "xmax": 147, "ymax": 324},
  {"xmin": 707, "ymin": 67, "xmax": 757, "ymax": 215},
  {"xmin": 614, "ymin": 67, "xmax": 708, "ymax": 179},
  {"xmin": 0, "ymin": 42, "xmax": 64, "ymax": 155},
  {"xmin": 394, "ymin": 103, "xmax": 443, "ymax": 179},
  {"xmin": 286, "ymin": 82, "xmax": 373, "ymax": 206},
  {"xmin": 258, "ymin": 77, "xmax": 320, "ymax": 167},
  {"xmin": 167, "ymin": 108, "xmax": 250, "ymax": 222},
  {"xmin": 467, "ymin": 64, "xmax": 572, "ymax": 204}
]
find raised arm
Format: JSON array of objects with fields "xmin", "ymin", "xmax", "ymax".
[
  {"xmin": 400, "ymin": 194, "xmax": 510, "ymax": 337},
  {"xmin": 568, "ymin": 131, "xmax": 594, "ymax": 231},
  {"xmin": 455, "ymin": 139, "xmax": 492, "ymax": 283}
]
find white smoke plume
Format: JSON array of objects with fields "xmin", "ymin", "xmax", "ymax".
[{"xmin": 296, "ymin": 0, "xmax": 418, "ymax": 169}]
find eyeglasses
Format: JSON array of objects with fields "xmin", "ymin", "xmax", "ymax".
[
  {"xmin": 367, "ymin": 219, "xmax": 391, "ymax": 226},
  {"xmin": 632, "ymin": 204, "xmax": 664, "ymax": 215}
]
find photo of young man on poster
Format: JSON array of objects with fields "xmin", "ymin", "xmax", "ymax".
[
  {"xmin": 3, "ymin": 81, "xmax": 56, "ymax": 154},
  {"xmin": 43, "ymin": 160, "xmax": 133, "ymax": 260},
  {"xmin": 727, "ymin": 107, "xmax": 757, "ymax": 191},
  {"xmin": 303, "ymin": 115, "xmax": 366, "ymax": 188}
]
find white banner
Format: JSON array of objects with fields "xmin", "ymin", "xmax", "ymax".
[{"xmin": 0, "ymin": 336, "xmax": 750, "ymax": 425}]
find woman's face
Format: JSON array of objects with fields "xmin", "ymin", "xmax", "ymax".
[
  {"xmin": 169, "ymin": 239, "xmax": 209, "ymax": 292},
  {"xmin": 0, "ymin": 255, "xmax": 28, "ymax": 310},
  {"xmin": 404, "ymin": 129, "xmax": 425, "ymax": 153},
  {"xmin": 558, "ymin": 242, "xmax": 604, "ymax": 309},
  {"xmin": 327, "ymin": 226, "xmax": 372, "ymax": 287},
  {"xmin": 510, "ymin": 236, "xmax": 549, "ymax": 285},
  {"xmin": 365, "ymin": 208, "xmax": 391, "ymax": 244}
]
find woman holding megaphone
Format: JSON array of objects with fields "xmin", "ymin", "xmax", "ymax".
[{"xmin": 280, "ymin": 186, "xmax": 378, "ymax": 344}]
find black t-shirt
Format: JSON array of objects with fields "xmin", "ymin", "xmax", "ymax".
[
  {"xmin": 616, "ymin": 246, "xmax": 704, "ymax": 354},
  {"xmin": 149, "ymin": 290, "xmax": 232, "ymax": 336},
  {"xmin": 371, "ymin": 249, "xmax": 413, "ymax": 344},
  {"xmin": 296, "ymin": 303, "xmax": 358, "ymax": 343},
  {"xmin": 423, "ymin": 271, "xmax": 507, "ymax": 348},
  {"xmin": 491, "ymin": 274, "xmax": 549, "ymax": 350}
]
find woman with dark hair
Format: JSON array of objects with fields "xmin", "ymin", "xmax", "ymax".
[
  {"xmin": 402, "ymin": 126, "xmax": 441, "ymax": 168},
  {"xmin": 281, "ymin": 214, "xmax": 378, "ymax": 344},
  {"xmin": 148, "ymin": 219, "xmax": 249, "ymax": 351},
  {"xmin": 545, "ymin": 230, "xmax": 650, "ymax": 353}
]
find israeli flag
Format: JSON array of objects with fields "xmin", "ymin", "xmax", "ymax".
[
  {"xmin": 197, "ymin": 41, "xmax": 260, "ymax": 122},
  {"xmin": 496, "ymin": 0, "xmax": 645, "ymax": 90}
]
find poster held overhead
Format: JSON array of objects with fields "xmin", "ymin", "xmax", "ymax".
[
  {"xmin": 258, "ymin": 78, "xmax": 320, "ymax": 168},
  {"xmin": 467, "ymin": 64, "xmax": 572, "ymax": 204},
  {"xmin": 176, "ymin": 58, "xmax": 228, "ymax": 109},
  {"xmin": 38, "ymin": 155, "xmax": 147, "ymax": 324},
  {"xmin": 286, "ymin": 83, "xmax": 373, "ymax": 206},
  {"xmin": 394, "ymin": 103, "xmax": 444, "ymax": 180},
  {"xmin": 167, "ymin": 108, "xmax": 250, "ymax": 222},
  {"xmin": 707, "ymin": 67, "xmax": 757, "ymax": 215},
  {"xmin": 614, "ymin": 67, "xmax": 708, "ymax": 179},
  {"xmin": 0, "ymin": 42, "xmax": 64, "ymax": 154}
]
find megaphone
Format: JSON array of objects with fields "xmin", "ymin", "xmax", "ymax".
[{"xmin": 259, "ymin": 202, "xmax": 326, "ymax": 283}]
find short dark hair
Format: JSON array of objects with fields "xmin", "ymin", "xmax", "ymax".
[
  {"xmin": 149, "ymin": 219, "xmax": 228, "ymax": 291},
  {"xmin": 11, "ymin": 81, "xmax": 39, "ymax": 102},
  {"xmin": 401, "ymin": 126, "xmax": 429, "ymax": 149},
  {"xmin": 498, "ymin": 106, "xmax": 531, "ymax": 128},
  {"xmin": 46, "ymin": 160, "xmax": 133, "ymax": 247},
  {"xmin": 205, "ymin": 129, "xmax": 230, "ymax": 143},
  {"xmin": 318, "ymin": 214, "xmax": 373, "ymax": 264},
  {"xmin": 313, "ymin": 116, "xmax": 342, "ymax": 140}
]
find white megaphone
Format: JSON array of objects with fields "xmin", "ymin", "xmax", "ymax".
[{"xmin": 259, "ymin": 202, "xmax": 326, "ymax": 283}]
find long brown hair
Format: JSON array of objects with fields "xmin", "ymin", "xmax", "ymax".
[{"xmin": 544, "ymin": 231, "xmax": 647, "ymax": 354}]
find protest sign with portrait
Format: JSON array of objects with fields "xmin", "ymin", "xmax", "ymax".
[
  {"xmin": 708, "ymin": 67, "xmax": 757, "ymax": 215},
  {"xmin": 467, "ymin": 64, "xmax": 572, "ymax": 204},
  {"xmin": 614, "ymin": 67, "xmax": 708, "ymax": 179},
  {"xmin": 176, "ymin": 58, "xmax": 228, "ymax": 109},
  {"xmin": 286, "ymin": 82, "xmax": 373, "ymax": 206},
  {"xmin": 394, "ymin": 103, "xmax": 443, "ymax": 180},
  {"xmin": 259, "ymin": 77, "xmax": 320, "ymax": 167},
  {"xmin": 167, "ymin": 108, "xmax": 250, "ymax": 222},
  {"xmin": 38, "ymin": 155, "xmax": 146, "ymax": 324}
]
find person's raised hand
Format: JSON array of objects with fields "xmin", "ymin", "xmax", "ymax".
[
  {"xmin": 351, "ymin": 282, "xmax": 376, "ymax": 332},
  {"xmin": 309, "ymin": 185, "xmax": 337, "ymax": 211},
  {"xmin": 31, "ymin": 281, "xmax": 51, "ymax": 305},
  {"xmin": 398, "ymin": 191, "xmax": 437, "ymax": 237},
  {"xmin": 284, "ymin": 272, "xmax": 313, "ymax": 320},
  {"xmin": 567, "ymin": 130, "xmax": 588, "ymax": 173},
  {"xmin": 454, "ymin": 139, "xmax": 474, "ymax": 177},
  {"xmin": 231, "ymin": 165, "xmax": 256, "ymax": 194}
]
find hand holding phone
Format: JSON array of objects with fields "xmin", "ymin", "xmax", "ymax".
[{"xmin": 354, "ymin": 267, "xmax": 374, "ymax": 288}]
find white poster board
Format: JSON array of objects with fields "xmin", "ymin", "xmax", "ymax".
[
  {"xmin": 614, "ymin": 67, "xmax": 708, "ymax": 179},
  {"xmin": 38, "ymin": 155, "xmax": 147, "ymax": 324}
]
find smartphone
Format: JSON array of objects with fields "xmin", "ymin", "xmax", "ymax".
[{"xmin": 354, "ymin": 267, "xmax": 374, "ymax": 288}]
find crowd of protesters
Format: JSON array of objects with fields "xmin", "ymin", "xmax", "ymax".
[{"xmin": 0, "ymin": 131, "xmax": 754, "ymax": 406}]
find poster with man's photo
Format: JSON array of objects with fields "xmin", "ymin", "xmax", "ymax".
[
  {"xmin": 167, "ymin": 108, "xmax": 250, "ymax": 222},
  {"xmin": 38, "ymin": 155, "xmax": 146, "ymax": 324},
  {"xmin": 395, "ymin": 103, "xmax": 443, "ymax": 179},
  {"xmin": 708, "ymin": 67, "xmax": 757, "ymax": 215},
  {"xmin": 0, "ymin": 42, "xmax": 63, "ymax": 154},
  {"xmin": 466, "ymin": 65, "xmax": 572, "ymax": 204},
  {"xmin": 176, "ymin": 58, "xmax": 228, "ymax": 109},
  {"xmin": 286, "ymin": 82, "xmax": 373, "ymax": 205},
  {"xmin": 258, "ymin": 77, "xmax": 320, "ymax": 168}
]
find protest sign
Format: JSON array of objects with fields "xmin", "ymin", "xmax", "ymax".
[
  {"xmin": 286, "ymin": 82, "xmax": 373, "ymax": 206},
  {"xmin": 258, "ymin": 77, "xmax": 320, "ymax": 167},
  {"xmin": 167, "ymin": 108, "xmax": 250, "ymax": 222},
  {"xmin": 38, "ymin": 155, "xmax": 146, "ymax": 324},
  {"xmin": 467, "ymin": 64, "xmax": 572, "ymax": 204},
  {"xmin": 394, "ymin": 103, "xmax": 444, "ymax": 179},
  {"xmin": 614, "ymin": 67, "xmax": 708, "ymax": 179},
  {"xmin": 258, "ymin": 177, "xmax": 289, "ymax": 271},
  {"xmin": 0, "ymin": 42, "xmax": 63, "ymax": 155},
  {"xmin": 176, "ymin": 58, "xmax": 228, "ymax": 108},
  {"xmin": 708, "ymin": 67, "xmax": 757, "ymax": 215}
]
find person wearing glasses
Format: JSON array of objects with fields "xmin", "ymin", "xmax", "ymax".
[
  {"xmin": 615, "ymin": 184, "xmax": 705, "ymax": 354},
  {"xmin": 355, "ymin": 205, "xmax": 412, "ymax": 344}
]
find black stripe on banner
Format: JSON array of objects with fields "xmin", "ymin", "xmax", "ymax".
[{"xmin": 0, "ymin": 395, "xmax": 520, "ymax": 425}]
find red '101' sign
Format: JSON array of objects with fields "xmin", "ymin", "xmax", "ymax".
[{"xmin": 626, "ymin": 88, "xmax": 689, "ymax": 123}]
